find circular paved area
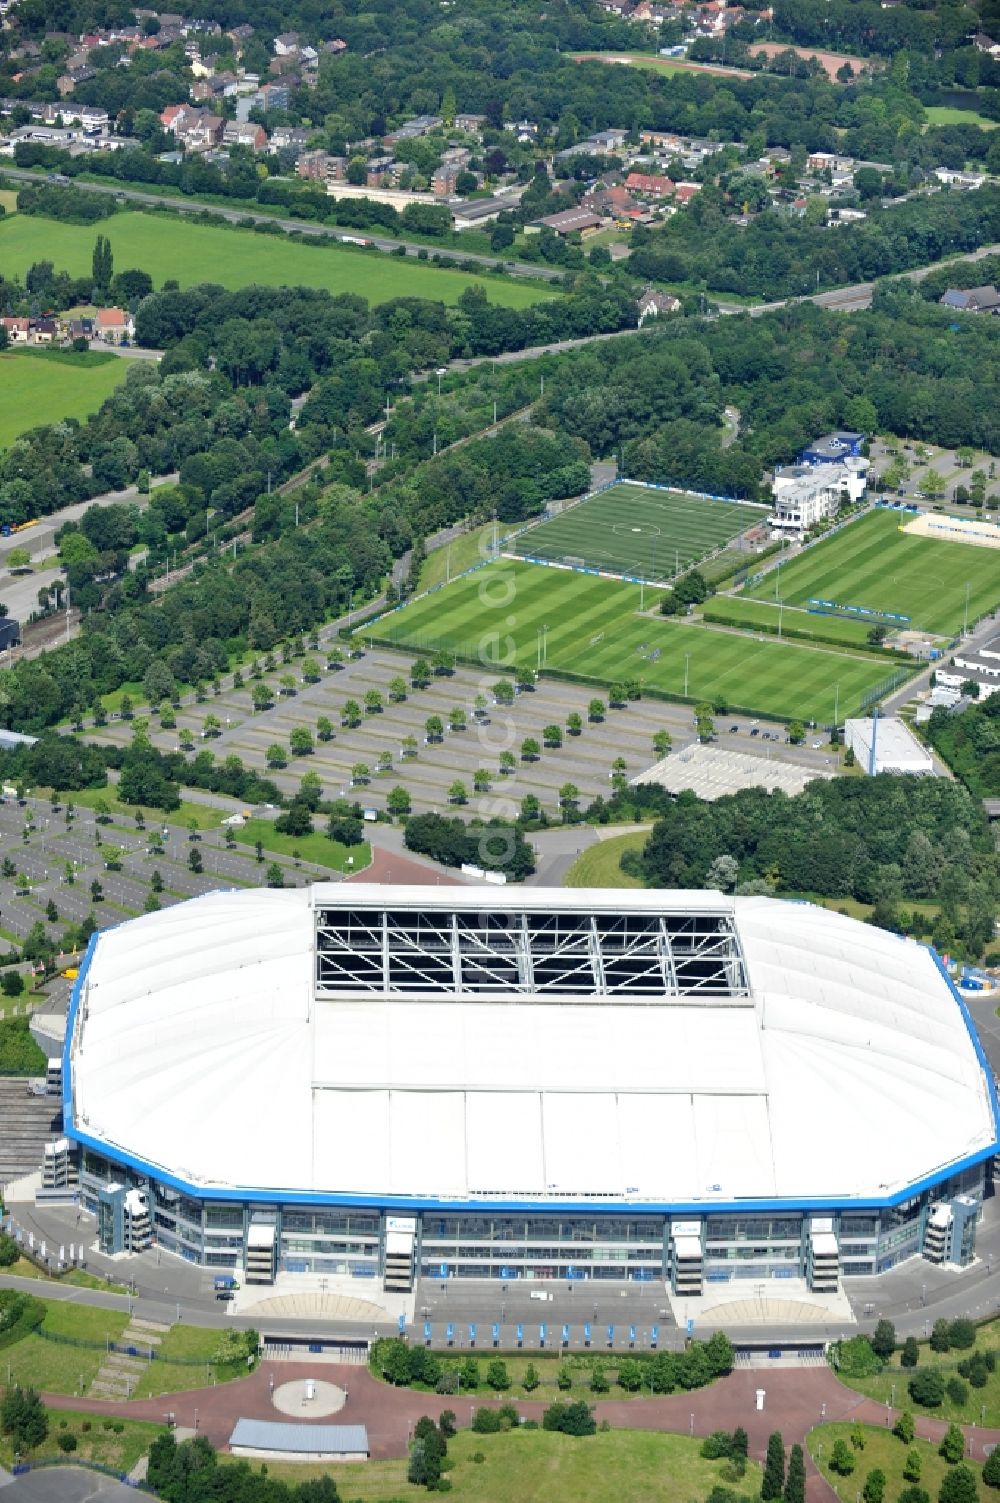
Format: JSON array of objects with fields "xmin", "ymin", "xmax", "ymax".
[{"xmin": 272, "ymin": 1379, "xmax": 346, "ymax": 1418}]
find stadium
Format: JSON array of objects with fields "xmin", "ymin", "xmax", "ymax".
[{"xmin": 63, "ymin": 886, "xmax": 998, "ymax": 1295}]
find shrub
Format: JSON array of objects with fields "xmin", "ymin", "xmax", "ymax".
[
  {"xmin": 946, "ymin": 1378, "xmax": 969, "ymax": 1407},
  {"xmin": 908, "ymin": 1369, "xmax": 946, "ymax": 1408},
  {"xmin": 940, "ymin": 1423, "xmax": 966, "ymax": 1464},
  {"xmin": 901, "ymin": 1337, "xmax": 920, "ymax": 1368},
  {"xmin": 939, "ymin": 1462, "xmax": 978, "ymax": 1503},
  {"xmin": 930, "ymin": 1320, "xmax": 952, "ymax": 1353},
  {"xmin": 57, "ymin": 1432, "xmax": 77, "ymax": 1453},
  {"xmin": 863, "ymin": 1468, "xmax": 886, "ymax": 1503},
  {"xmin": 983, "ymin": 1444, "xmax": 1000, "ymax": 1488},
  {"xmin": 542, "ymin": 1401, "xmax": 596, "ymax": 1437},
  {"xmin": 895, "ymin": 1412, "xmax": 915, "ymax": 1444},
  {"xmin": 702, "ymin": 1432, "xmax": 734, "ymax": 1460},
  {"xmin": 834, "ymin": 1336, "xmax": 882, "ymax": 1377},
  {"xmin": 556, "ymin": 1367, "xmax": 572, "ymax": 1391},
  {"xmin": 830, "ymin": 1439, "xmax": 856, "ymax": 1476},
  {"xmin": 949, "ymin": 1319, "xmax": 976, "ymax": 1350}
]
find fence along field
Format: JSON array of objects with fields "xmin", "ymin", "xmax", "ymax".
[
  {"xmin": 371, "ymin": 560, "xmax": 900, "ymax": 723},
  {"xmin": 512, "ymin": 481, "xmax": 767, "ymax": 580},
  {"xmin": 743, "ymin": 508, "xmax": 1000, "ymax": 638}
]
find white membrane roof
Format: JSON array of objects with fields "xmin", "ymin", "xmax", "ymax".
[{"xmin": 68, "ymin": 886, "xmax": 997, "ymax": 1206}]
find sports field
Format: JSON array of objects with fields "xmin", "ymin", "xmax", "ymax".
[
  {"xmin": 513, "ymin": 483, "xmax": 766, "ymax": 580},
  {"xmin": 744, "ymin": 508, "xmax": 1000, "ymax": 636},
  {"xmin": 0, "ymin": 350, "xmax": 128, "ymax": 448},
  {"xmin": 372, "ymin": 560, "xmax": 902, "ymax": 721},
  {"xmin": 0, "ymin": 212, "xmax": 554, "ymax": 310}
]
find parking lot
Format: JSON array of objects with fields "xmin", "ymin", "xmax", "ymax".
[{"xmin": 85, "ymin": 648, "xmax": 753, "ymax": 821}]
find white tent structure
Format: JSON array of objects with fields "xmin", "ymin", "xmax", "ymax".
[{"xmin": 66, "ymin": 886, "xmax": 996, "ymax": 1212}]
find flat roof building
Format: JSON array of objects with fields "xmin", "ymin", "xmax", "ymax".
[{"xmin": 844, "ymin": 717, "xmax": 935, "ymax": 776}]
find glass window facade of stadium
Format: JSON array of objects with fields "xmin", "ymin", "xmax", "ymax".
[
  {"xmin": 280, "ymin": 1210, "xmax": 380, "ymax": 1277},
  {"xmin": 418, "ymin": 1216, "xmax": 667, "ymax": 1280},
  {"xmin": 703, "ymin": 1215, "xmax": 804, "ymax": 1282}
]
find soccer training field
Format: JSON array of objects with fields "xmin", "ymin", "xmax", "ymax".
[
  {"xmin": 371, "ymin": 561, "xmax": 901, "ymax": 722},
  {"xmin": 744, "ymin": 508, "xmax": 1000, "ymax": 637},
  {"xmin": 512, "ymin": 482, "xmax": 766, "ymax": 580}
]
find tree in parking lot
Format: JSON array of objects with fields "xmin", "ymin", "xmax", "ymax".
[
  {"xmin": 265, "ymin": 862, "xmax": 284, "ymax": 888},
  {"xmin": 289, "ymin": 727, "xmax": 314, "ymax": 757},
  {"xmin": 316, "ymin": 715, "xmax": 333, "ymax": 742},
  {"xmin": 188, "ymin": 848, "xmax": 203, "ymax": 874},
  {"xmin": 266, "ymin": 744, "xmax": 287, "ymax": 770},
  {"xmin": 588, "ymin": 698, "xmax": 606, "ymax": 722},
  {"xmin": 493, "ymin": 679, "xmax": 514, "ymax": 706},
  {"xmin": 787, "ymin": 720, "xmax": 805, "ymax": 745},
  {"xmin": 521, "ymin": 737, "xmax": 540, "ymax": 762}
]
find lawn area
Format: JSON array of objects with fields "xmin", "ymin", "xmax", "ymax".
[
  {"xmin": 925, "ymin": 105, "xmax": 999, "ymax": 128},
  {"xmin": 0, "ymin": 1409, "xmax": 165, "ymax": 1470},
  {"xmin": 702, "ymin": 596, "xmax": 881, "ymax": 647},
  {"xmin": 372, "ymin": 560, "xmax": 905, "ymax": 722},
  {"xmin": 0, "ymin": 1016, "xmax": 46, "ymax": 1073},
  {"xmin": 564, "ymin": 831, "xmax": 649, "ymax": 888},
  {"xmin": 743, "ymin": 508, "xmax": 1000, "ymax": 635},
  {"xmin": 835, "ymin": 1320, "xmax": 1000, "ymax": 1428},
  {"xmin": 37, "ymin": 784, "xmax": 226, "ymax": 833},
  {"xmin": 418, "ymin": 521, "xmax": 517, "ymax": 593},
  {"xmin": 7, "ymin": 1259, "xmax": 129, "ymax": 1292},
  {"xmin": 233, "ymin": 816, "xmax": 370, "ymax": 874},
  {"xmin": 0, "ymin": 350, "xmax": 128, "ymax": 449},
  {"xmin": 0, "ymin": 212, "xmax": 555, "ymax": 311},
  {"xmin": 131, "ymin": 1325, "xmax": 247, "ymax": 1398},
  {"xmin": 238, "ymin": 1427, "xmax": 762, "ymax": 1501},
  {"xmin": 570, "ymin": 50, "xmax": 754, "ymax": 78},
  {"xmin": 513, "ymin": 482, "xmax": 766, "ymax": 579},
  {"xmin": 0, "ymin": 190, "xmax": 18, "ymax": 214},
  {"xmin": 2, "ymin": 1301, "xmax": 130, "ymax": 1394},
  {"xmin": 808, "ymin": 1421, "xmax": 983, "ymax": 1502}
]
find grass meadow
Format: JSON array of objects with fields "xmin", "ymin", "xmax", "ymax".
[
  {"xmin": 228, "ymin": 1427, "xmax": 762, "ymax": 1502},
  {"xmin": 514, "ymin": 483, "xmax": 765, "ymax": 579},
  {"xmin": 0, "ymin": 212, "xmax": 555, "ymax": 310},
  {"xmin": 702, "ymin": 595, "xmax": 878, "ymax": 646},
  {"xmin": 0, "ymin": 350, "xmax": 128, "ymax": 447},
  {"xmin": 371, "ymin": 560, "xmax": 901, "ymax": 722},
  {"xmin": 744, "ymin": 508, "xmax": 1000, "ymax": 636}
]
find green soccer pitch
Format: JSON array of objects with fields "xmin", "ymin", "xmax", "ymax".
[
  {"xmin": 512, "ymin": 482, "xmax": 766, "ymax": 579},
  {"xmin": 370, "ymin": 561, "xmax": 904, "ymax": 722},
  {"xmin": 744, "ymin": 508, "xmax": 1000, "ymax": 637}
]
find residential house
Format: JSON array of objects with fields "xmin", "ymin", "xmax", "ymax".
[
  {"xmin": 323, "ymin": 38, "xmax": 348, "ymax": 55},
  {"xmin": 64, "ymin": 316, "xmax": 94, "ymax": 341},
  {"xmin": 271, "ymin": 125, "xmax": 311, "ymax": 151},
  {"xmin": 624, "ymin": 170, "xmax": 675, "ymax": 199},
  {"xmin": 1, "ymin": 317, "xmax": 29, "ymax": 343},
  {"xmin": 252, "ymin": 81, "xmax": 290, "ymax": 113},
  {"xmin": 974, "ymin": 31, "xmax": 1000, "ymax": 54},
  {"xmin": 454, "ymin": 112, "xmax": 485, "ymax": 135},
  {"xmin": 934, "ymin": 167, "xmax": 986, "ymax": 189},
  {"xmin": 939, "ymin": 285, "xmax": 1000, "ymax": 313},
  {"xmin": 95, "ymin": 307, "xmax": 135, "ymax": 344},
  {"xmin": 590, "ymin": 128, "xmax": 629, "ymax": 153},
  {"xmin": 673, "ymin": 182, "xmax": 701, "ymax": 205},
  {"xmin": 366, "ymin": 156, "xmax": 399, "ymax": 187},
  {"xmin": 223, "ymin": 120, "xmax": 268, "ymax": 150},
  {"xmin": 273, "ymin": 32, "xmax": 300, "ymax": 55},
  {"xmin": 583, "ymin": 184, "xmax": 641, "ymax": 218},
  {"xmin": 228, "ymin": 23, "xmax": 255, "ymax": 51},
  {"xmin": 57, "ymin": 65, "xmax": 97, "ymax": 95},
  {"xmin": 504, "ymin": 119, "xmax": 539, "ymax": 142},
  {"xmin": 432, "ymin": 146, "xmax": 472, "ymax": 195},
  {"xmin": 33, "ymin": 318, "xmax": 56, "ymax": 344},
  {"xmin": 296, "ymin": 149, "xmax": 345, "ymax": 181},
  {"xmin": 637, "ymin": 288, "xmax": 681, "ymax": 325},
  {"xmin": 174, "ymin": 109, "xmax": 224, "ymax": 149},
  {"xmin": 826, "ymin": 206, "xmax": 867, "ymax": 227}
]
